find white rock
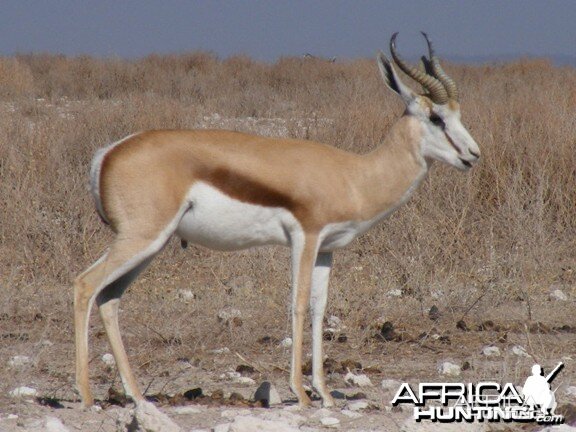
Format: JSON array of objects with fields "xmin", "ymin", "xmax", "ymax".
[
  {"xmin": 381, "ymin": 379, "xmax": 402, "ymax": 392},
  {"xmin": 230, "ymin": 416, "xmax": 300, "ymax": 432},
  {"xmin": 539, "ymin": 425, "xmax": 576, "ymax": 432},
  {"xmin": 172, "ymin": 406, "xmax": 205, "ymax": 415},
  {"xmin": 258, "ymin": 410, "xmax": 305, "ymax": 426},
  {"xmin": 4, "ymin": 414, "xmax": 18, "ymax": 420},
  {"xmin": 221, "ymin": 409, "xmax": 251, "ymax": 418},
  {"xmin": 9, "ymin": 386, "xmax": 38, "ymax": 398},
  {"xmin": 254, "ymin": 381, "xmax": 282, "ymax": 406},
  {"xmin": 511, "ymin": 345, "xmax": 530, "ymax": 357},
  {"xmin": 177, "ymin": 289, "xmax": 196, "ymax": 303},
  {"xmin": 209, "ymin": 347, "xmax": 231, "ymax": 355},
  {"xmin": 386, "ymin": 289, "xmax": 403, "ymax": 297},
  {"xmin": 344, "ymin": 371, "xmax": 372, "ymax": 387},
  {"xmin": 8, "ymin": 355, "xmax": 31, "ymax": 367},
  {"xmin": 327, "ymin": 315, "xmax": 343, "ymax": 330},
  {"xmin": 46, "ymin": 416, "xmax": 70, "ymax": 432},
  {"xmin": 214, "ymin": 424, "xmax": 231, "ymax": 432},
  {"xmin": 220, "ymin": 371, "xmax": 241, "ymax": 380},
  {"xmin": 279, "ymin": 337, "xmax": 293, "ymax": 348},
  {"xmin": 134, "ymin": 400, "xmax": 182, "ymax": 432},
  {"xmin": 438, "ymin": 361, "xmax": 461, "ymax": 377},
  {"xmin": 218, "ymin": 308, "xmax": 242, "ymax": 322},
  {"xmin": 481, "ymin": 346, "xmax": 501, "ymax": 356},
  {"xmin": 235, "ymin": 376, "xmax": 256, "ymax": 385},
  {"xmin": 550, "ymin": 289, "xmax": 568, "ymax": 301},
  {"xmin": 320, "ymin": 417, "xmax": 340, "ymax": 427},
  {"xmin": 347, "ymin": 400, "xmax": 369, "ymax": 411},
  {"xmin": 341, "ymin": 409, "xmax": 363, "ymax": 419},
  {"xmin": 41, "ymin": 339, "xmax": 54, "ymax": 347},
  {"xmin": 102, "ymin": 353, "xmax": 115, "ymax": 367}
]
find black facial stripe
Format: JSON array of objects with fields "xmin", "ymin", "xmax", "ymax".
[{"xmin": 443, "ymin": 130, "xmax": 463, "ymax": 155}]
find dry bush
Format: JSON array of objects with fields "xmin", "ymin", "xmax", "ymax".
[{"xmin": 0, "ymin": 53, "xmax": 575, "ymax": 393}]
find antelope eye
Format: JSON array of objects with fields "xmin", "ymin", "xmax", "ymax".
[{"xmin": 430, "ymin": 114, "xmax": 445, "ymax": 128}]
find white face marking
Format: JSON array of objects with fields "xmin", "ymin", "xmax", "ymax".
[
  {"xmin": 407, "ymin": 99, "xmax": 480, "ymax": 171},
  {"xmin": 177, "ymin": 182, "xmax": 300, "ymax": 251}
]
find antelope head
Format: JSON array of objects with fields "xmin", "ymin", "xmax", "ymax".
[{"xmin": 378, "ymin": 32, "xmax": 480, "ymax": 170}]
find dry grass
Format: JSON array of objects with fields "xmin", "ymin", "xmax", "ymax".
[{"xmin": 0, "ymin": 53, "xmax": 575, "ymax": 399}]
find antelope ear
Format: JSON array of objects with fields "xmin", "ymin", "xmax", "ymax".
[{"xmin": 377, "ymin": 52, "xmax": 415, "ymax": 105}]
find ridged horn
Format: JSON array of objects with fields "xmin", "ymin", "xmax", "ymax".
[
  {"xmin": 390, "ymin": 32, "xmax": 448, "ymax": 104},
  {"xmin": 421, "ymin": 32, "xmax": 459, "ymax": 101}
]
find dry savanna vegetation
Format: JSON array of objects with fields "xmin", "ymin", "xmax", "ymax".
[{"xmin": 0, "ymin": 52, "xmax": 575, "ymax": 427}]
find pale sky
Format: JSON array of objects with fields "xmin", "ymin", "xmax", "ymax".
[{"xmin": 1, "ymin": 1, "xmax": 574, "ymax": 63}]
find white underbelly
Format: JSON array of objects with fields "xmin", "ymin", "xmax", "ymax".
[
  {"xmin": 319, "ymin": 220, "xmax": 377, "ymax": 251},
  {"xmin": 176, "ymin": 182, "xmax": 298, "ymax": 251}
]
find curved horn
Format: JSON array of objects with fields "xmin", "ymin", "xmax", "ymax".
[
  {"xmin": 421, "ymin": 32, "xmax": 459, "ymax": 101},
  {"xmin": 390, "ymin": 32, "xmax": 448, "ymax": 104}
]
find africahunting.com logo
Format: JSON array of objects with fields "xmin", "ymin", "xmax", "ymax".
[{"xmin": 392, "ymin": 362, "xmax": 565, "ymax": 424}]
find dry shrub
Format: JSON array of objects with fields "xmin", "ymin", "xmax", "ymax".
[{"xmin": 0, "ymin": 53, "xmax": 575, "ymax": 377}]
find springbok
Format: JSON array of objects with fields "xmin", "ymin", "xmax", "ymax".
[{"xmin": 74, "ymin": 33, "xmax": 480, "ymax": 412}]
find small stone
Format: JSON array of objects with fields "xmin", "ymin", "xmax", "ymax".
[
  {"xmin": 8, "ymin": 356, "xmax": 31, "ymax": 368},
  {"xmin": 438, "ymin": 361, "xmax": 461, "ymax": 377},
  {"xmin": 218, "ymin": 308, "xmax": 242, "ymax": 323},
  {"xmin": 386, "ymin": 289, "xmax": 402, "ymax": 297},
  {"xmin": 220, "ymin": 371, "xmax": 241, "ymax": 380},
  {"xmin": 327, "ymin": 315, "xmax": 343, "ymax": 330},
  {"xmin": 236, "ymin": 364, "xmax": 255, "ymax": 375},
  {"xmin": 341, "ymin": 409, "xmax": 363, "ymax": 419},
  {"xmin": 378, "ymin": 321, "xmax": 398, "ymax": 341},
  {"xmin": 214, "ymin": 424, "xmax": 231, "ymax": 432},
  {"xmin": 221, "ymin": 409, "xmax": 251, "ymax": 418},
  {"xmin": 183, "ymin": 387, "xmax": 203, "ymax": 400},
  {"xmin": 428, "ymin": 305, "xmax": 441, "ymax": 321},
  {"xmin": 550, "ymin": 289, "xmax": 568, "ymax": 301},
  {"xmin": 344, "ymin": 372, "xmax": 372, "ymax": 387},
  {"xmin": 481, "ymin": 345, "xmax": 501, "ymax": 356},
  {"xmin": 511, "ymin": 345, "xmax": 530, "ymax": 357},
  {"xmin": 45, "ymin": 416, "xmax": 70, "ymax": 432},
  {"xmin": 102, "ymin": 353, "xmax": 116, "ymax": 367},
  {"xmin": 209, "ymin": 347, "xmax": 230, "ymax": 355},
  {"xmin": 9, "ymin": 386, "xmax": 38, "ymax": 398},
  {"xmin": 254, "ymin": 381, "xmax": 282, "ymax": 407},
  {"xmin": 258, "ymin": 336, "xmax": 280, "ymax": 345},
  {"xmin": 279, "ymin": 337, "xmax": 292, "ymax": 348},
  {"xmin": 235, "ymin": 377, "xmax": 255, "ymax": 385},
  {"xmin": 320, "ymin": 417, "xmax": 340, "ymax": 427},
  {"xmin": 381, "ymin": 379, "xmax": 402, "ymax": 392},
  {"xmin": 41, "ymin": 340, "xmax": 54, "ymax": 347},
  {"xmin": 173, "ymin": 406, "xmax": 204, "ymax": 415},
  {"xmin": 456, "ymin": 320, "xmax": 469, "ymax": 331},
  {"xmin": 177, "ymin": 289, "xmax": 196, "ymax": 303},
  {"xmin": 347, "ymin": 400, "xmax": 369, "ymax": 411},
  {"xmin": 565, "ymin": 386, "xmax": 576, "ymax": 398}
]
